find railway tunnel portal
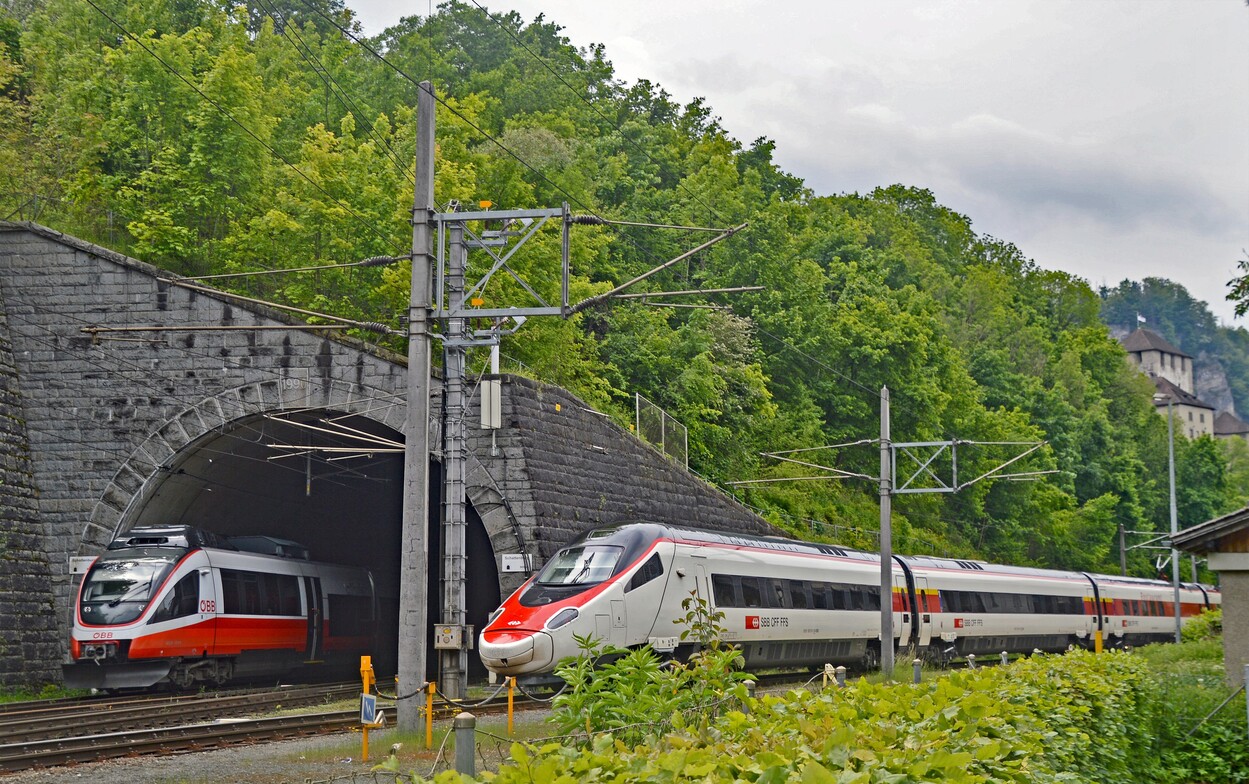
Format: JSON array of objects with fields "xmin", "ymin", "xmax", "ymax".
[{"xmin": 0, "ymin": 222, "xmax": 773, "ymax": 690}]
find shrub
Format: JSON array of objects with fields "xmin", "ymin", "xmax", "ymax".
[
  {"xmin": 1139, "ymin": 636, "xmax": 1248, "ymax": 783},
  {"xmin": 545, "ymin": 591, "xmax": 750, "ymax": 746},
  {"xmin": 1181, "ymin": 608, "xmax": 1222, "ymax": 642},
  {"xmin": 456, "ymin": 649, "xmax": 1161, "ymax": 783}
]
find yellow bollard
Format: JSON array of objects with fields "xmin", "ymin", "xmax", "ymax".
[
  {"xmin": 360, "ymin": 655, "xmax": 376, "ymax": 693},
  {"xmin": 425, "ymin": 681, "xmax": 436, "ymax": 749},
  {"xmin": 508, "ymin": 677, "xmax": 515, "ymax": 737},
  {"xmin": 1094, "ymin": 629, "xmax": 1103, "ymax": 654}
]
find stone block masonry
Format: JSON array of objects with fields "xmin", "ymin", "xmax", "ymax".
[
  {"xmin": 470, "ymin": 376, "xmax": 778, "ymax": 596},
  {"xmin": 0, "ymin": 270, "xmax": 61, "ymax": 689}
]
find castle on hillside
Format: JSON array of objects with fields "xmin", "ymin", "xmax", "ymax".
[{"xmin": 1121, "ymin": 328, "xmax": 1249, "ymax": 440}]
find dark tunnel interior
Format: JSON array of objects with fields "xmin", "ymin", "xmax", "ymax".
[{"xmin": 120, "ymin": 409, "xmax": 500, "ymax": 680}]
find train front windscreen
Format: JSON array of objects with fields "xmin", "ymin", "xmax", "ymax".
[
  {"xmin": 519, "ymin": 544, "xmax": 624, "ymax": 607},
  {"xmin": 79, "ymin": 552, "xmax": 179, "ymax": 625}
]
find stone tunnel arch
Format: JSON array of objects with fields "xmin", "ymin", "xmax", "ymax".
[{"xmin": 78, "ymin": 379, "xmax": 504, "ymax": 678}]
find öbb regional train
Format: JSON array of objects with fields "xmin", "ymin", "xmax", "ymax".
[
  {"xmin": 63, "ymin": 526, "xmax": 377, "ymax": 690},
  {"xmin": 478, "ymin": 522, "xmax": 1220, "ymax": 679}
]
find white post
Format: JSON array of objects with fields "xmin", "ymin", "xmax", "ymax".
[
  {"xmin": 879, "ymin": 386, "xmax": 893, "ymax": 676},
  {"xmin": 1167, "ymin": 399, "xmax": 1181, "ymax": 644}
]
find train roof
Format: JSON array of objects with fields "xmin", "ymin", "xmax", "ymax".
[
  {"xmin": 897, "ymin": 553, "xmax": 1087, "ymax": 581},
  {"xmin": 106, "ymin": 525, "xmax": 234, "ymax": 551},
  {"xmin": 572, "ymin": 521, "xmax": 878, "ymax": 562},
  {"xmin": 569, "ymin": 522, "xmax": 1219, "ymax": 592},
  {"xmin": 1086, "ymin": 573, "xmax": 1210, "ymax": 591}
]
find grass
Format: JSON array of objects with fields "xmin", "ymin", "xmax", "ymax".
[{"xmin": 0, "ymin": 684, "xmax": 85, "ymax": 703}]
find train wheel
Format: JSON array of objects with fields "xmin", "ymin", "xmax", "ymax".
[
  {"xmin": 861, "ymin": 644, "xmax": 880, "ymax": 671},
  {"xmin": 212, "ymin": 660, "xmax": 233, "ymax": 687}
]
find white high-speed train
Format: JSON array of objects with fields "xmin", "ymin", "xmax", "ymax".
[{"xmin": 478, "ymin": 522, "xmax": 1219, "ymax": 679}]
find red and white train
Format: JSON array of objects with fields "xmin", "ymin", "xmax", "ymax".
[
  {"xmin": 478, "ymin": 522, "xmax": 1220, "ymax": 679},
  {"xmin": 63, "ymin": 526, "xmax": 377, "ymax": 690}
]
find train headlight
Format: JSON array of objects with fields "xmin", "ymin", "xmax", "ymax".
[{"xmin": 546, "ymin": 607, "xmax": 579, "ymax": 630}]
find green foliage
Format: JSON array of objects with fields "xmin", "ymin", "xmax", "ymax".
[
  {"xmin": 546, "ymin": 593, "xmax": 749, "ymax": 747},
  {"xmin": 1136, "ymin": 637, "xmax": 1248, "ymax": 783},
  {"xmin": 464, "ymin": 650, "xmax": 1166, "ymax": 783}
]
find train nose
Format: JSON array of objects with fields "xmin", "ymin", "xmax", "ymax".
[{"xmin": 478, "ymin": 629, "xmax": 554, "ymax": 675}]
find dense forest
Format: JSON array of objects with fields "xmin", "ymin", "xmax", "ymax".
[{"xmin": 2, "ymin": 0, "xmax": 1246, "ymax": 576}]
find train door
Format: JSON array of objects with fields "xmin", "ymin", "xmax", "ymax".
[
  {"xmin": 1080, "ymin": 573, "xmax": 1105, "ymax": 647},
  {"xmin": 913, "ymin": 576, "xmax": 933, "ymax": 649},
  {"xmin": 196, "ymin": 566, "xmax": 218, "ymax": 655},
  {"xmin": 893, "ymin": 572, "xmax": 911, "ymax": 650},
  {"xmin": 691, "ymin": 556, "xmax": 711, "ymax": 605},
  {"xmin": 304, "ymin": 576, "xmax": 323, "ymax": 663}
]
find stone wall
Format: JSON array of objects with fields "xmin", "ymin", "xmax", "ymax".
[
  {"xmin": 0, "ymin": 279, "xmax": 61, "ymax": 689},
  {"xmin": 0, "ymin": 222, "xmax": 411, "ymax": 681},
  {"xmin": 470, "ymin": 376, "xmax": 776, "ymax": 595}
]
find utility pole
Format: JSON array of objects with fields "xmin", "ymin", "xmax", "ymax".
[
  {"xmin": 879, "ymin": 387, "xmax": 894, "ymax": 675},
  {"xmin": 397, "ymin": 80, "xmax": 435, "ymax": 733},
  {"xmin": 440, "ymin": 216, "xmax": 469, "ymax": 698},
  {"xmin": 1166, "ymin": 396, "xmax": 1182, "ymax": 643}
]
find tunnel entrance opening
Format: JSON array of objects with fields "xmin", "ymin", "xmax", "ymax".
[{"xmin": 115, "ymin": 409, "xmax": 499, "ymax": 681}]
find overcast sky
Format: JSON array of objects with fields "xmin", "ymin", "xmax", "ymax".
[{"xmin": 350, "ymin": 0, "xmax": 1249, "ymax": 324}]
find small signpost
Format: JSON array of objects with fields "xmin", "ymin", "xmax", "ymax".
[{"xmin": 359, "ymin": 656, "xmax": 384, "ymax": 762}]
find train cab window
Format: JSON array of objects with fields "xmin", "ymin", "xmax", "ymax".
[
  {"xmin": 625, "ymin": 554, "xmax": 664, "ymax": 593},
  {"xmin": 79, "ymin": 555, "xmax": 177, "ymax": 625},
  {"xmin": 535, "ymin": 545, "xmax": 623, "ymax": 586},
  {"xmin": 150, "ymin": 573, "xmax": 199, "ymax": 623}
]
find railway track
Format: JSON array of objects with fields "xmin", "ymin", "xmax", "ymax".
[
  {"xmin": 0, "ymin": 682, "xmax": 362, "ymax": 773},
  {"xmin": 0, "ymin": 708, "xmax": 361, "ymax": 772},
  {"xmin": 0, "ymin": 682, "xmax": 553, "ymax": 774}
]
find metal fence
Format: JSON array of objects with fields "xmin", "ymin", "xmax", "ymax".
[{"xmin": 635, "ymin": 393, "xmax": 687, "ymax": 468}]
